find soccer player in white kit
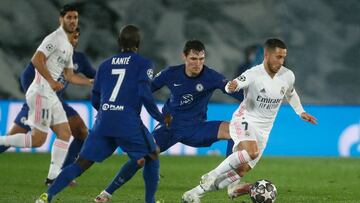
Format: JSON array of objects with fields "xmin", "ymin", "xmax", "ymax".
[
  {"xmin": 182, "ymin": 38, "xmax": 317, "ymax": 203},
  {"xmin": 0, "ymin": 4, "xmax": 92, "ymax": 181}
]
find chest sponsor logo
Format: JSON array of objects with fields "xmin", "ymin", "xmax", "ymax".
[
  {"xmin": 256, "ymin": 95, "xmax": 282, "ymax": 110},
  {"xmin": 57, "ymin": 56, "xmax": 66, "ymax": 66},
  {"xmin": 180, "ymin": 94, "xmax": 193, "ymax": 106}
]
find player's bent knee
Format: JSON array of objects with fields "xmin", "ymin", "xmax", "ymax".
[
  {"xmin": 147, "ymin": 152, "xmax": 159, "ymax": 160},
  {"xmin": 248, "ymin": 150, "xmax": 259, "ymax": 160},
  {"xmin": 137, "ymin": 158, "xmax": 145, "ymax": 167},
  {"xmin": 71, "ymin": 127, "xmax": 88, "ymax": 140},
  {"xmin": 31, "ymin": 134, "xmax": 47, "ymax": 147},
  {"xmin": 75, "ymin": 157, "xmax": 94, "ymax": 171},
  {"xmin": 235, "ymin": 164, "xmax": 251, "ymax": 177}
]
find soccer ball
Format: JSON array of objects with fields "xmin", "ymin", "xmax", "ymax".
[{"xmin": 250, "ymin": 179, "xmax": 277, "ymax": 203}]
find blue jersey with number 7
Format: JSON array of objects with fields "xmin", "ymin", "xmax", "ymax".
[{"xmin": 91, "ymin": 51, "xmax": 163, "ymax": 137}]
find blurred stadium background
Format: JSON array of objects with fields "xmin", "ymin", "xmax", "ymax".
[{"xmin": 0, "ymin": 0, "xmax": 359, "ymax": 157}]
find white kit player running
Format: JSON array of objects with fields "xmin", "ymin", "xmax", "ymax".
[
  {"xmin": 0, "ymin": 4, "xmax": 92, "ymax": 181},
  {"xmin": 182, "ymin": 38, "xmax": 317, "ymax": 203}
]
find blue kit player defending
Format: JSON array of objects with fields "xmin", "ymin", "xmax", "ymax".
[
  {"xmin": 0, "ymin": 27, "xmax": 95, "ymax": 185},
  {"xmin": 94, "ymin": 40, "xmax": 244, "ymax": 203},
  {"xmin": 35, "ymin": 24, "xmax": 164, "ymax": 203}
]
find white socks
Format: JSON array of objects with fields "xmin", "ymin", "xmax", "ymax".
[
  {"xmin": 0, "ymin": 133, "xmax": 32, "ymax": 147},
  {"xmin": 208, "ymin": 150, "xmax": 251, "ymax": 177},
  {"xmin": 216, "ymin": 170, "xmax": 241, "ymax": 189},
  {"xmin": 47, "ymin": 138, "xmax": 69, "ymax": 180}
]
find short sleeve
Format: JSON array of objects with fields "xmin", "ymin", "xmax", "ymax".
[
  {"xmin": 65, "ymin": 49, "xmax": 74, "ymax": 69},
  {"xmin": 138, "ymin": 59, "xmax": 154, "ymax": 83},
  {"xmin": 37, "ymin": 35, "xmax": 58, "ymax": 57},
  {"xmin": 92, "ymin": 64, "xmax": 103, "ymax": 94},
  {"xmin": 234, "ymin": 69, "xmax": 255, "ymax": 90},
  {"xmin": 151, "ymin": 67, "xmax": 170, "ymax": 91}
]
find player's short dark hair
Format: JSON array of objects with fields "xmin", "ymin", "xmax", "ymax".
[
  {"xmin": 60, "ymin": 3, "xmax": 79, "ymax": 17},
  {"xmin": 118, "ymin": 24, "xmax": 140, "ymax": 52},
  {"xmin": 183, "ymin": 40, "xmax": 205, "ymax": 56},
  {"xmin": 264, "ymin": 38, "xmax": 287, "ymax": 50}
]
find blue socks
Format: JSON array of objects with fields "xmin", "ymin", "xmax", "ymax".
[
  {"xmin": 226, "ymin": 139, "xmax": 234, "ymax": 157},
  {"xmin": 62, "ymin": 138, "xmax": 84, "ymax": 168},
  {"xmin": 0, "ymin": 146, "xmax": 9, "ymax": 153},
  {"xmin": 47, "ymin": 163, "xmax": 83, "ymax": 201},
  {"xmin": 143, "ymin": 158, "xmax": 159, "ymax": 203},
  {"xmin": 105, "ymin": 160, "xmax": 141, "ymax": 194}
]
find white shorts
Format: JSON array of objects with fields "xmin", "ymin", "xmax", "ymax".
[
  {"xmin": 26, "ymin": 89, "xmax": 68, "ymax": 133},
  {"xmin": 229, "ymin": 116, "xmax": 270, "ymax": 168}
]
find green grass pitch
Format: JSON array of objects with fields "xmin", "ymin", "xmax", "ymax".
[{"xmin": 0, "ymin": 153, "xmax": 359, "ymax": 203}]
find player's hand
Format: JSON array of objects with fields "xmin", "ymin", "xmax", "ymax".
[
  {"xmin": 50, "ymin": 80, "xmax": 64, "ymax": 92},
  {"xmin": 88, "ymin": 79, "xmax": 94, "ymax": 86},
  {"xmin": 301, "ymin": 112, "xmax": 317, "ymax": 125},
  {"xmin": 227, "ymin": 80, "xmax": 238, "ymax": 93},
  {"xmin": 164, "ymin": 113, "xmax": 172, "ymax": 128}
]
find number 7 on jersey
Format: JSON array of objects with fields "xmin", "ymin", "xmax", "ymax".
[{"xmin": 109, "ymin": 69, "xmax": 126, "ymax": 102}]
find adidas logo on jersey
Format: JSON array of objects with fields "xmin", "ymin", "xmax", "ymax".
[{"xmin": 260, "ymin": 88, "xmax": 266, "ymax": 93}]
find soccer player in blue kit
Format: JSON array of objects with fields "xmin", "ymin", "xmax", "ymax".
[
  {"xmin": 0, "ymin": 27, "xmax": 95, "ymax": 185},
  {"xmin": 35, "ymin": 24, "xmax": 165, "ymax": 203},
  {"xmin": 94, "ymin": 40, "xmax": 244, "ymax": 203}
]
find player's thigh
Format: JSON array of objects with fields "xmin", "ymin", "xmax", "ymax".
[
  {"xmin": 119, "ymin": 126, "xmax": 157, "ymax": 161},
  {"xmin": 26, "ymin": 92, "xmax": 52, "ymax": 133},
  {"xmin": 152, "ymin": 124, "xmax": 175, "ymax": 152},
  {"xmin": 50, "ymin": 100, "xmax": 68, "ymax": 127},
  {"xmin": 230, "ymin": 119, "xmax": 268, "ymax": 168},
  {"xmin": 79, "ymin": 131, "xmax": 117, "ymax": 162},
  {"xmin": 217, "ymin": 121, "xmax": 230, "ymax": 140},
  {"xmin": 230, "ymin": 118, "xmax": 257, "ymax": 149},
  {"xmin": 10, "ymin": 103, "xmax": 31, "ymax": 133},
  {"xmin": 63, "ymin": 103, "xmax": 88, "ymax": 140},
  {"xmin": 182, "ymin": 121, "xmax": 222, "ymax": 147}
]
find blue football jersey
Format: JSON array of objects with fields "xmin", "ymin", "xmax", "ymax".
[
  {"xmin": 91, "ymin": 52, "xmax": 162, "ymax": 137},
  {"xmin": 20, "ymin": 50, "xmax": 96, "ymax": 100},
  {"xmin": 152, "ymin": 64, "xmax": 242, "ymax": 124}
]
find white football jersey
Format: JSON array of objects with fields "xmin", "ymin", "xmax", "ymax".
[
  {"xmin": 230, "ymin": 63, "xmax": 295, "ymax": 131},
  {"xmin": 29, "ymin": 26, "xmax": 73, "ymax": 96}
]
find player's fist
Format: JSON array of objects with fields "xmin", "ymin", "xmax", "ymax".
[
  {"xmin": 226, "ymin": 80, "xmax": 238, "ymax": 93},
  {"xmin": 301, "ymin": 112, "xmax": 318, "ymax": 125},
  {"xmin": 50, "ymin": 80, "xmax": 64, "ymax": 92},
  {"xmin": 164, "ymin": 113, "xmax": 172, "ymax": 128}
]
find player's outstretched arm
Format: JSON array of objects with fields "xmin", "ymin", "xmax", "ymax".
[
  {"xmin": 139, "ymin": 82, "xmax": 164, "ymax": 123},
  {"xmin": 300, "ymin": 112, "xmax": 317, "ymax": 125},
  {"xmin": 225, "ymin": 80, "xmax": 238, "ymax": 93},
  {"xmin": 286, "ymin": 89, "xmax": 317, "ymax": 125},
  {"xmin": 63, "ymin": 68, "xmax": 93, "ymax": 86}
]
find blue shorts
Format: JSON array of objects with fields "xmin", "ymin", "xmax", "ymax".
[
  {"xmin": 153, "ymin": 121, "xmax": 222, "ymax": 152},
  {"xmin": 13, "ymin": 102, "xmax": 79, "ymax": 130},
  {"xmin": 79, "ymin": 125, "xmax": 156, "ymax": 162}
]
